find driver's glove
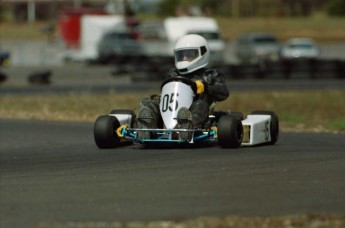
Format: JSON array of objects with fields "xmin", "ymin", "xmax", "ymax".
[{"xmin": 195, "ymin": 80, "xmax": 207, "ymax": 94}]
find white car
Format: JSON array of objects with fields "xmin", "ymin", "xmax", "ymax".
[{"xmin": 280, "ymin": 38, "xmax": 320, "ymax": 60}]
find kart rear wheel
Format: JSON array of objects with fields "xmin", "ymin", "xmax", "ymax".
[
  {"xmin": 230, "ymin": 111, "xmax": 244, "ymax": 120},
  {"xmin": 94, "ymin": 115, "xmax": 121, "ymax": 149},
  {"xmin": 212, "ymin": 111, "xmax": 243, "ymax": 122},
  {"xmin": 218, "ymin": 114, "xmax": 243, "ymax": 148},
  {"xmin": 251, "ymin": 110, "xmax": 279, "ymax": 145}
]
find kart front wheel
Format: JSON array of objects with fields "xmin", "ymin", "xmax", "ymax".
[
  {"xmin": 218, "ymin": 114, "xmax": 243, "ymax": 148},
  {"xmin": 94, "ymin": 115, "xmax": 121, "ymax": 149}
]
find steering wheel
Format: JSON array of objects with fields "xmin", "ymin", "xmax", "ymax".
[{"xmin": 160, "ymin": 76, "xmax": 197, "ymax": 94}]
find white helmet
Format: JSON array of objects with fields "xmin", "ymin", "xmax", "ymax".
[{"xmin": 174, "ymin": 34, "xmax": 210, "ymax": 74}]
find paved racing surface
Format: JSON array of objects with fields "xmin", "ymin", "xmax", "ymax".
[{"xmin": 1, "ymin": 119, "xmax": 344, "ymax": 227}]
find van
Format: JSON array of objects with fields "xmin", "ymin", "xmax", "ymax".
[{"xmin": 137, "ymin": 17, "xmax": 226, "ymax": 67}]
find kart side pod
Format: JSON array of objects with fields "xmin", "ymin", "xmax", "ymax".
[
  {"xmin": 109, "ymin": 113, "xmax": 134, "ymax": 127},
  {"xmin": 241, "ymin": 112, "xmax": 279, "ymax": 146}
]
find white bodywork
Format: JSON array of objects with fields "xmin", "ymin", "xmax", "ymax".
[
  {"xmin": 61, "ymin": 15, "xmax": 126, "ymax": 61},
  {"xmin": 109, "ymin": 113, "xmax": 133, "ymax": 126},
  {"xmin": 241, "ymin": 115, "xmax": 271, "ymax": 146},
  {"xmin": 160, "ymin": 81, "xmax": 195, "ymax": 129}
]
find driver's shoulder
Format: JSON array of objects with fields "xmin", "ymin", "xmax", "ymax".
[
  {"xmin": 168, "ymin": 68, "xmax": 179, "ymax": 76},
  {"xmin": 204, "ymin": 67, "xmax": 220, "ymax": 73},
  {"xmin": 203, "ymin": 68, "xmax": 223, "ymax": 77}
]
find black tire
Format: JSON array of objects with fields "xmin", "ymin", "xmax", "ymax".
[
  {"xmin": 218, "ymin": 114, "xmax": 243, "ymax": 148},
  {"xmin": 251, "ymin": 110, "xmax": 279, "ymax": 145},
  {"xmin": 94, "ymin": 115, "xmax": 121, "ymax": 149},
  {"xmin": 110, "ymin": 109, "xmax": 136, "ymax": 127},
  {"xmin": 212, "ymin": 111, "xmax": 228, "ymax": 122},
  {"xmin": 230, "ymin": 111, "xmax": 244, "ymax": 120},
  {"xmin": 212, "ymin": 111, "xmax": 243, "ymax": 123}
]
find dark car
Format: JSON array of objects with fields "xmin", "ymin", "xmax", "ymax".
[
  {"xmin": 97, "ymin": 30, "xmax": 143, "ymax": 64},
  {"xmin": 0, "ymin": 48, "xmax": 10, "ymax": 67},
  {"xmin": 0, "ymin": 48, "xmax": 10, "ymax": 83},
  {"xmin": 235, "ymin": 32, "xmax": 281, "ymax": 64}
]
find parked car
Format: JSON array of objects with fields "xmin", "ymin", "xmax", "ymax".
[
  {"xmin": 0, "ymin": 47, "xmax": 10, "ymax": 84},
  {"xmin": 280, "ymin": 38, "xmax": 320, "ymax": 60},
  {"xmin": 0, "ymin": 48, "xmax": 10, "ymax": 67},
  {"xmin": 97, "ymin": 30, "xmax": 143, "ymax": 64},
  {"xmin": 235, "ymin": 32, "xmax": 281, "ymax": 64}
]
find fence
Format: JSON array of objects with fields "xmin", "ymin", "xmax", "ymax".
[{"xmin": 219, "ymin": 59, "xmax": 345, "ymax": 79}]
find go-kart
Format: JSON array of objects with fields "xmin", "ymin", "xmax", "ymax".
[{"xmin": 94, "ymin": 76, "xmax": 279, "ymax": 149}]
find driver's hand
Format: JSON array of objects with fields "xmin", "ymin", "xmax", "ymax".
[{"xmin": 195, "ymin": 80, "xmax": 205, "ymax": 94}]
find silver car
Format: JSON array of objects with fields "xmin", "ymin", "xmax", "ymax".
[
  {"xmin": 235, "ymin": 33, "xmax": 281, "ymax": 64},
  {"xmin": 97, "ymin": 30, "xmax": 143, "ymax": 64},
  {"xmin": 280, "ymin": 38, "xmax": 320, "ymax": 60}
]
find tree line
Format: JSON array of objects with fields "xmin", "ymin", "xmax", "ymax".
[{"xmin": 157, "ymin": 0, "xmax": 345, "ymax": 17}]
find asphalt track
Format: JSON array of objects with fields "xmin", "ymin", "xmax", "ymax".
[{"xmin": 1, "ymin": 119, "xmax": 344, "ymax": 227}]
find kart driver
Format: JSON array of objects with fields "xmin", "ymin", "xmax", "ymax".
[{"xmin": 136, "ymin": 34, "xmax": 229, "ymax": 140}]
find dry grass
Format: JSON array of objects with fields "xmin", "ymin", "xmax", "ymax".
[
  {"xmin": 0, "ymin": 21, "xmax": 52, "ymax": 40},
  {"xmin": 216, "ymin": 16, "xmax": 345, "ymax": 42},
  {"xmin": 38, "ymin": 214, "xmax": 345, "ymax": 228},
  {"xmin": 1, "ymin": 16, "xmax": 345, "ymax": 42},
  {"xmin": 217, "ymin": 90, "xmax": 345, "ymax": 133},
  {"xmin": 1, "ymin": 91, "xmax": 344, "ymax": 133},
  {"xmin": 0, "ymin": 92, "xmax": 142, "ymax": 123}
]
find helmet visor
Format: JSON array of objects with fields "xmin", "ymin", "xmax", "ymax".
[{"xmin": 175, "ymin": 49, "xmax": 199, "ymax": 62}]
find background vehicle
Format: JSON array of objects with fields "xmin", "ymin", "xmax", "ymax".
[
  {"xmin": 0, "ymin": 48, "xmax": 10, "ymax": 67},
  {"xmin": 235, "ymin": 32, "xmax": 281, "ymax": 64},
  {"xmin": 0, "ymin": 47, "xmax": 10, "ymax": 83},
  {"xmin": 280, "ymin": 38, "xmax": 321, "ymax": 60},
  {"xmin": 58, "ymin": 14, "xmax": 128, "ymax": 62},
  {"xmin": 137, "ymin": 16, "xmax": 226, "ymax": 67},
  {"xmin": 97, "ymin": 30, "xmax": 143, "ymax": 64},
  {"xmin": 94, "ymin": 77, "xmax": 279, "ymax": 149}
]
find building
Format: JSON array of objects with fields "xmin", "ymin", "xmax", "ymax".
[{"xmin": 0, "ymin": 0, "xmax": 141, "ymax": 22}]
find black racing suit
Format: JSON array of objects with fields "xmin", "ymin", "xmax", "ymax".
[{"xmin": 138, "ymin": 67, "xmax": 229, "ymax": 128}]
